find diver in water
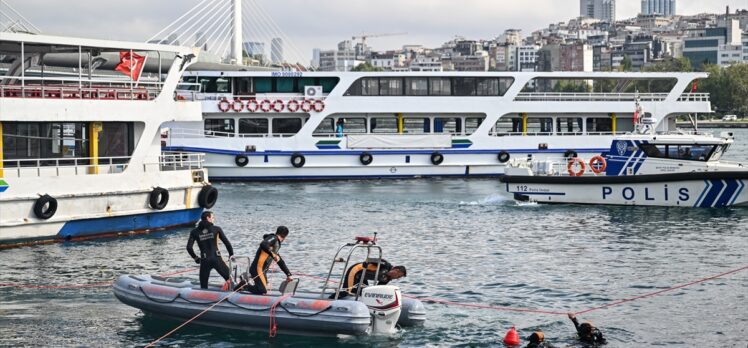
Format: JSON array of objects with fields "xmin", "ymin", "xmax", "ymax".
[
  {"xmin": 525, "ymin": 331, "xmax": 556, "ymax": 348},
  {"xmin": 337, "ymin": 259, "xmax": 406, "ymax": 298},
  {"xmin": 244, "ymin": 226, "xmax": 293, "ymax": 295},
  {"xmin": 186, "ymin": 211, "xmax": 234, "ymax": 289},
  {"xmin": 568, "ymin": 313, "xmax": 607, "ymax": 345}
]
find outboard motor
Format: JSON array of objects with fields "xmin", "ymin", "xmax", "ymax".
[{"xmin": 360, "ymin": 285, "xmax": 402, "ymax": 335}]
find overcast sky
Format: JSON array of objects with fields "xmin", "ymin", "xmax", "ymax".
[{"xmin": 5, "ymin": 0, "xmax": 746, "ymax": 62}]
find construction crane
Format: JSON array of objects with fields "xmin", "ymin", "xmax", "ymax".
[{"xmin": 351, "ymin": 32, "xmax": 407, "ymax": 47}]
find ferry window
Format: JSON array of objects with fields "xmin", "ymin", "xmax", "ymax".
[
  {"xmin": 435, "ymin": 117, "xmax": 462, "ymax": 134},
  {"xmin": 313, "ymin": 118, "xmax": 335, "ymax": 135},
  {"xmin": 370, "ymin": 117, "xmax": 398, "ymax": 133},
  {"xmin": 234, "ymin": 77, "xmax": 253, "ymax": 95},
  {"xmin": 99, "ymin": 122, "xmax": 133, "ymax": 158},
  {"xmin": 556, "ymin": 117, "xmax": 583, "ymax": 135},
  {"xmin": 429, "ymin": 78, "xmax": 451, "ymax": 96},
  {"xmin": 276, "ymin": 78, "xmax": 296, "ymax": 93},
  {"xmin": 2, "ymin": 122, "xmax": 41, "ymax": 160},
  {"xmin": 343, "ymin": 118, "xmax": 367, "ymax": 133},
  {"xmin": 239, "ymin": 118, "xmax": 269, "ymax": 135},
  {"xmin": 320, "ymin": 77, "xmax": 339, "ymax": 93},
  {"xmin": 204, "ymin": 118, "xmax": 235, "ymax": 137},
  {"xmin": 272, "ymin": 118, "xmax": 303, "ymax": 135},
  {"xmin": 379, "ymin": 78, "xmax": 403, "ymax": 96},
  {"xmin": 476, "ymin": 78, "xmax": 499, "ymax": 96},
  {"xmin": 453, "ymin": 77, "xmax": 477, "ymax": 96},
  {"xmin": 465, "ymin": 117, "xmax": 484, "ymax": 135},
  {"xmin": 526, "ymin": 118, "xmax": 553, "ymax": 135},
  {"xmin": 255, "ymin": 77, "xmax": 273, "ymax": 93},
  {"xmin": 586, "ymin": 118, "xmax": 612, "ymax": 134},
  {"xmin": 298, "ymin": 77, "xmax": 316, "ymax": 91},
  {"xmin": 403, "ymin": 118, "xmax": 430, "ymax": 134},
  {"xmin": 493, "ymin": 118, "xmax": 522, "ymax": 135},
  {"xmin": 179, "ymin": 76, "xmax": 199, "ymax": 91},
  {"xmin": 199, "ymin": 77, "xmax": 230, "ymax": 93},
  {"xmin": 405, "ymin": 78, "xmax": 428, "ymax": 96},
  {"xmin": 362, "ymin": 78, "xmax": 379, "ymax": 96},
  {"xmin": 499, "ymin": 78, "xmax": 513, "ymax": 95}
]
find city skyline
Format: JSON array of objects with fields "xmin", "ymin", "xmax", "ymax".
[{"xmin": 7, "ymin": 0, "xmax": 747, "ymax": 61}]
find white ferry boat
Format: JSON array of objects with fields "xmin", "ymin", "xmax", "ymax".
[
  {"xmin": 500, "ymin": 119, "xmax": 748, "ymax": 207},
  {"xmin": 0, "ymin": 32, "xmax": 218, "ymax": 248},
  {"xmin": 163, "ymin": 70, "xmax": 710, "ymax": 180}
]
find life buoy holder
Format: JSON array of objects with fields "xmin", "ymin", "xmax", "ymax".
[
  {"xmin": 287, "ymin": 99, "xmax": 300, "ymax": 112},
  {"xmin": 231, "ymin": 99, "xmax": 244, "ymax": 112},
  {"xmin": 360, "ymin": 152, "xmax": 373, "ymax": 165},
  {"xmin": 300, "ymin": 99, "xmax": 313, "ymax": 112},
  {"xmin": 290, "ymin": 152, "xmax": 305, "ymax": 168},
  {"xmin": 563, "ymin": 149, "xmax": 578, "ymax": 159},
  {"xmin": 567, "ymin": 157, "xmax": 586, "ymax": 177},
  {"xmin": 430, "ymin": 152, "xmax": 444, "ymax": 165},
  {"xmin": 149, "ymin": 187, "xmax": 169, "ymax": 210},
  {"xmin": 589, "ymin": 155, "xmax": 607, "ymax": 174},
  {"xmin": 235, "ymin": 154, "xmax": 249, "ymax": 167},
  {"xmin": 218, "ymin": 98, "xmax": 231, "ymax": 112},
  {"xmin": 198, "ymin": 185, "xmax": 218, "ymax": 209},
  {"xmin": 246, "ymin": 99, "xmax": 259, "ymax": 113},
  {"xmin": 312, "ymin": 99, "xmax": 325, "ymax": 113},
  {"xmin": 272, "ymin": 99, "xmax": 285, "ymax": 112},
  {"xmin": 33, "ymin": 194, "xmax": 57, "ymax": 220},
  {"xmin": 259, "ymin": 99, "xmax": 272, "ymax": 113},
  {"xmin": 497, "ymin": 151, "xmax": 510, "ymax": 163}
]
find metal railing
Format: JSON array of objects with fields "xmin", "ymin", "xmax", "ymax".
[
  {"xmin": 514, "ymin": 92, "xmax": 670, "ymax": 102},
  {"xmin": 0, "ymin": 83, "xmax": 161, "ymax": 100}
]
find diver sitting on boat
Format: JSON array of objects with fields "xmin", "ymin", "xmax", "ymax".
[
  {"xmin": 338, "ymin": 259, "xmax": 406, "ymax": 299},
  {"xmin": 186, "ymin": 211, "xmax": 235, "ymax": 289},
  {"xmin": 242, "ymin": 226, "xmax": 293, "ymax": 295}
]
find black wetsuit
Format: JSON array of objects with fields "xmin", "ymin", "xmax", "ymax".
[
  {"xmin": 246, "ymin": 233, "xmax": 291, "ymax": 295},
  {"xmin": 186, "ymin": 220, "xmax": 234, "ymax": 289},
  {"xmin": 571, "ymin": 317, "xmax": 607, "ymax": 345},
  {"xmin": 339, "ymin": 260, "xmax": 393, "ymax": 298}
]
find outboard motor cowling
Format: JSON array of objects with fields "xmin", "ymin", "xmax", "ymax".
[{"xmin": 360, "ymin": 285, "xmax": 402, "ymax": 335}]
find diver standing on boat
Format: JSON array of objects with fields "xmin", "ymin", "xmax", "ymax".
[
  {"xmin": 338, "ymin": 260, "xmax": 406, "ymax": 298},
  {"xmin": 186, "ymin": 211, "xmax": 234, "ymax": 289},
  {"xmin": 246, "ymin": 226, "xmax": 293, "ymax": 295}
]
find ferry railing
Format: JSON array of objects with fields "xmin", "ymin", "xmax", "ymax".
[
  {"xmin": 676, "ymin": 93, "xmax": 710, "ymax": 102},
  {"xmin": 0, "ymin": 77, "xmax": 164, "ymax": 100},
  {"xmin": 152, "ymin": 152, "xmax": 204, "ymax": 172},
  {"xmin": 514, "ymin": 92, "xmax": 670, "ymax": 102}
]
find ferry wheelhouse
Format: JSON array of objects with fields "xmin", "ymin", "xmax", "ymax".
[
  {"xmin": 164, "ymin": 70, "xmax": 711, "ymax": 180},
  {"xmin": 0, "ymin": 32, "xmax": 217, "ymax": 247}
]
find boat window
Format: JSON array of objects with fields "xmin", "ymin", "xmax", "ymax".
[
  {"xmin": 342, "ymin": 118, "xmax": 368, "ymax": 134},
  {"xmin": 3, "ymin": 122, "xmax": 42, "ymax": 160},
  {"xmin": 641, "ymin": 144, "xmax": 716, "ymax": 161},
  {"xmin": 465, "ymin": 117, "xmax": 484, "ymax": 135},
  {"xmin": 370, "ymin": 117, "xmax": 398, "ymax": 133},
  {"xmin": 586, "ymin": 117, "xmax": 613, "ymax": 134},
  {"xmin": 641, "ymin": 144, "xmax": 667, "ymax": 158},
  {"xmin": 276, "ymin": 78, "xmax": 296, "ymax": 93},
  {"xmin": 313, "ymin": 118, "xmax": 335, "ymax": 135},
  {"xmin": 434, "ymin": 117, "xmax": 462, "ymax": 134},
  {"xmin": 239, "ymin": 118, "xmax": 269, "ymax": 135},
  {"xmin": 204, "ymin": 118, "xmax": 235, "ymax": 137},
  {"xmin": 556, "ymin": 117, "xmax": 583, "ymax": 135},
  {"xmin": 476, "ymin": 78, "xmax": 499, "ymax": 96},
  {"xmin": 526, "ymin": 117, "xmax": 554, "ymax": 135},
  {"xmin": 99, "ymin": 123, "xmax": 133, "ymax": 159},
  {"xmin": 179, "ymin": 76, "xmax": 200, "ymax": 91},
  {"xmin": 234, "ymin": 77, "xmax": 253, "ymax": 95},
  {"xmin": 405, "ymin": 78, "xmax": 428, "ymax": 96},
  {"xmin": 319, "ymin": 77, "xmax": 339, "ymax": 93},
  {"xmin": 402, "ymin": 118, "xmax": 431, "ymax": 134},
  {"xmin": 493, "ymin": 117, "xmax": 523, "ymax": 136},
  {"xmin": 272, "ymin": 118, "xmax": 303, "ymax": 135},
  {"xmin": 429, "ymin": 78, "xmax": 451, "ymax": 96},
  {"xmin": 362, "ymin": 78, "xmax": 379, "ymax": 96},
  {"xmin": 379, "ymin": 78, "xmax": 403, "ymax": 96},
  {"xmin": 199, "ymin": 77, "xmax": 230, "ymax": 93},
  {"xmin": 453, "ymin": 77, "xmax": 477, "ymax": 96},
  {"xmin": 254, "ymin": 77, "xmax": 273, "ymax": 93},
  {"xmin": 298, "ymin": 77, "xmax": 316, "ymax": 92}
]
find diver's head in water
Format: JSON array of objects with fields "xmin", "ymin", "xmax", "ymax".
[
  {"xmin": 387, "ymin": 265, "xmax": 407, "ymax": 280},
  {"xmin": 528, "ymin": 331, "xmax": 545, "ymax": 343}
]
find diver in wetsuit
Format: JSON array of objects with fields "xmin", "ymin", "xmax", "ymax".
[
  {"xmin": 525, "ymin": 331, "xmax": 556, "ymax": 348},
  {"xmin": 568, "ymin": 313, "xmax": 607, "ymax": 345},
  {"xmin": 245, "ymin": 226, "xmax": 293, "ymax": 295},
  {"xmin": 338, "ymin": 260, "xmax": 406, "ymax": 298},
  {"xmin": 186, "ymin": 211, "xmax": 234, "ymax": 289}
]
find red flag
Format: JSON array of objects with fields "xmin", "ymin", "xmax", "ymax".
[
  {"xmin": 115, "ymin": 51, "xmax": 145, "ymax": 81},
  {"xmin": 633, "ymin": 109, "xmax": 639, "ymax": 124},
  {"xmin": 691, "ymin": 81, "xmax": 698, "ymax": 93}
]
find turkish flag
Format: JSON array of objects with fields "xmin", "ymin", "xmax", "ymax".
[
  {"xmin": 633, "ymin": 109, "xmax": 639, "ymax": 124},
  {"xmin": 691, "ymin": 81, "xmax": 698, "ymax": 93},
  {"xmin": 115, "ymin": 51, "xmax": 145, "ymax": 81}
]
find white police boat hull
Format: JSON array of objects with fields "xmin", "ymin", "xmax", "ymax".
[{"xmin": 113, "ymin": 274, "xmax": 426, "ymax": 336}]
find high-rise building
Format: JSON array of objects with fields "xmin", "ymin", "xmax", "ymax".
[
  {"xmin": 580, "ymin": 0, "xmax": 616, "ymax": 22},
  {"xmin": 641, "ymin": 0, "xmax": 676, "ymax": 16},
  {"xmin": 271, "ymin": 38, "xmax": 283, "ymax": 64}
]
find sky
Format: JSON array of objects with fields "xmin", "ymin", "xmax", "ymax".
[{"xmin": 4, "ymin": 0, "xmax": 746, "ymax": 63}]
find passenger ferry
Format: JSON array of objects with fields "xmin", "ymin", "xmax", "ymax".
[
  {"xmin": 0, "ymin": 32, "xmax": 217, "ymax": 248},
  {"xmin": 163, "ymin": 70, "xmax": 711, "ymax": 180}
]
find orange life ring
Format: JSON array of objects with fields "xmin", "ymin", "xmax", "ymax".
[
  {"xmin": 272, "ymin": 99, "xmax": 285, "ymax": 112},
  {"xmin": 312, "ymin": 99, "xmax": 325, "ymax": 112},
  {"xmin": 567, "ymin": 157, "xmax": 586, "ymax": 177},
  {"xmin": 300, "ymin": 99, "xmax": 313, "ymax": 112},
  {"xmin": 589, "ymin": 155, "xmax": 607, "ymax": 174},
  {"xmin": 231, "ymin": 98, "xmax": 244, "ymax": 112},
  {"xmin": 287, "ymin": 99, "xmax": 300, "ymax": 112},
  {"xmin": 246, "ymin": 99, "xmax": 259, "ymax": 112},
  {"xmin": 217, "ymin": 98, "xmax": 231, "ymax": 112},
  {"xmin": 259, "ymin": 99, "xmax": 272, "ymax": 112}
]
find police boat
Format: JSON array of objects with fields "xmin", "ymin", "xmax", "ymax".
[
  {"xmin": 113, "ymin": 236, "xmax": 425, "ymax": 336},
  {"xmin": 500, "ymin": 126, "xmax": 748, "ymax": 207}
]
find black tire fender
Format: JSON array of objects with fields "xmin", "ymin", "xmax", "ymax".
[
  {"xmin": 360, "ymin": 152, "xmax": 373, "ymax": 166},
  {"xmin": 563, "ymin": 149, "xmax": 578, "ymax": 159},
  {"xmin": 198, "ymin": 185, "xmax": 218, "ymax": 209},
  {"xmin": 33, "ymin": 194, "xmax": 58, "ymax": 220},
  {"xmin": 430, "ymin": 152, "xmax": 444, "ymax": 165},
  {"xmin": 291, "ymin": 153, "xmax": 305, "ymax": 168},
  {"xmin": 498, "ymin": 151, "xmax": 511, "ymax": 163},
  {"xmin": 149, "ymin": 187, "xmax": 169, "ymax": 210},
  {"xmin": 235, "ymin": 155, "xmax": 249, "ymax": 167}
]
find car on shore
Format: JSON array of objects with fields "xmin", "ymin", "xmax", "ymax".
[{"xmin": 722, "ymin": 115, "xmax": 737, "ymax": 121}]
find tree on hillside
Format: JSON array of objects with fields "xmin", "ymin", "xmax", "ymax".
[{"xmin": 351, "ymin": 62, "xmax": 384, "ymax": 72}]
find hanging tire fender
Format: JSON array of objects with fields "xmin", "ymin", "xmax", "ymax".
[
  {"xmin": 360, "ymin": 152, "xmax": 373, "ymax": 165},
  {"xmin": 149, "ymin": 187, "xmax": 169, "ymax": 210},
  {"xmin": 33, "ymin": 194, "xmax": 58, "ymax": 220},
  {"xmin": 198, "ymin": 185, "xmax": 218, "ymax": 209},
  {"xmin": 497, "ymin": 151, "xmax": 510, "ymax": 163},
  {"xmin": 291, "ymin": 153, "xmax": 306, "ymax": 168},
  {"xmin": 430, "ymin": 152, "xmax": 444, "ymax": 165},
  {"xmin": 235, "ymin": 154, "xmax": 249, "ymax": 167}
]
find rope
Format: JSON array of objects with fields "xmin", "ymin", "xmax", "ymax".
[{"xmin": 269, "ymin": 294, "xmax": 292, "ymax": 338}]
